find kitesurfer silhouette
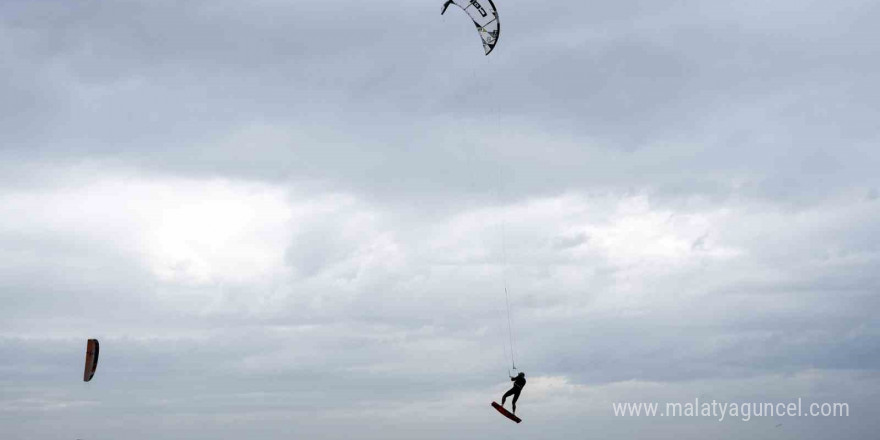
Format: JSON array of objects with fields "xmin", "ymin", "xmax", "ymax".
[{"xmin": 501, "ymin": 372, "xmax": 526, "ymax": 414}]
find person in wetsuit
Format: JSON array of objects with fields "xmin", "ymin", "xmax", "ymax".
[{"xmin": 501, "ymin": 372, "xmax": 526, "ymax": 414}]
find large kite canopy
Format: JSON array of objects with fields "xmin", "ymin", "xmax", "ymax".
[
  {"xmin": 83, "ymin": 339, "xmax": 99, "ymax": 382},
  {"xmin": 441, "ymin": 0, "xmax": 500, "ymax": 55}
]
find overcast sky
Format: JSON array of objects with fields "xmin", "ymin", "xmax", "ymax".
[{"xmin": 2, "ymin": 0, "xmax": 879, "ymax": 438}]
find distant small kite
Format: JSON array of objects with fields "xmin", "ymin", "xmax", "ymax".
[{"xmin": 83, "ymin": 339, "xmax": 99, "ymax": 382}]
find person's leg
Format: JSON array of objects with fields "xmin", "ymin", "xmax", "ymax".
[
  {"xmin": 501, "ymin": 387, "xmax": 516, "ymax": 405},
  {"xmin": 511, "ymin": 389, "xmax": 521, "ymax": 413}
]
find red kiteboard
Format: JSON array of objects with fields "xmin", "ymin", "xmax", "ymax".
[{"xmin": 491, "ymin": 401, "xmax": 522, "ymax": 423}]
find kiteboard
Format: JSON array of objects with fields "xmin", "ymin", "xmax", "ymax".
[
  {"xmin": 83, "ymin": 339, "xmax": 99, "ymax": 382},
  {"xmin": 491, "ymin": 401, "xmax": 522, "ymax": 423}
]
